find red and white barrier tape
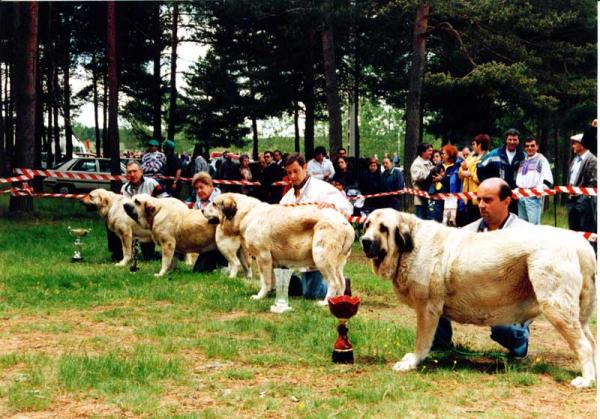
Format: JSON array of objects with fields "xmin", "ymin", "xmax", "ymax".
[
  {"xmin": 15, "ymin": 168, "xmax": 124, "ymax": 181},
  {"xmin": 0, "ymin": 175, "xmax": 33, "ymax": 184},
  {"xmin": 347, "ymin": 190, "xmax": 405, "ymax": 201}
]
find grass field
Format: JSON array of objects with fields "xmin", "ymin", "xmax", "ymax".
[{"xmin": 0, "ymin": 195, "xmax": 596, "ymax": 418}]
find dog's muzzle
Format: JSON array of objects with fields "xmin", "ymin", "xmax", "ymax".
[
  {"xmin": 123, "ymin": 202, "xmax": 138, "ymax": 222},
  {"xmin": 361, "ymin": 237, "xmax": 386, "ymax": 261},
  {"xmin": 81, "ymin": 201, "xmax": 98, "ymax": 212},
  {"xmin": 207, "ymin": 216, "xmax": 220, "ymax": 225}
]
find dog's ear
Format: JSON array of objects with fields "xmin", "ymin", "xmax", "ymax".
[
  {"xmin": 395, "ymin": 226, "xmax": 414, "ymax": 253},
  {"xmin": 222, "ymin": 196, "xmax": 238, "ymax": 220},
  {"xmin": 101, "ymin": 195, "xmax": 109, "ymax": 207}
]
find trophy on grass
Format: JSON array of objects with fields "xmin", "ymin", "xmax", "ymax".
[
  {"xmin": 130, "ymin": 238, "xmax": 140, "ymax": 273},
  {"xmin": 68, "ymin": 226, "xmax": 91, "ymax": 263},
  {"xmin": 270, "ymin": 268, "xmax": 294, "ymax": 313},
  {"xmin": 328, "ymin": 295, "xmax": 360, "ymax": 364}
]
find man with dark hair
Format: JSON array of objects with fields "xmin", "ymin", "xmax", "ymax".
[
  {"xmin": 477, "ymin": 129, "xmax": 526, "ymax": 213},
  {"xmin": 281, "ymin": 152, "xmax": 353, "ymax": 299},
  {"xmin": 567, "ymin": 132, "xmax": 597, "ymax": 251},
  {"xmin": 263, "ymin": 150, "xmax": 283, "ymax": 203},
  {"xmin": 434, "ymin": 178, "xmax": 533, "ymax": 357},
  {"xmin": 515, "ymin": 137, "xmax": 553, "ymax": 225},
  {"xmin": 307, "ymin": 145, "xmax": 335, "ymax": 181},
  {"xmin": 410, "ymin": 142, "xmax": 433, "ymax": 219}
]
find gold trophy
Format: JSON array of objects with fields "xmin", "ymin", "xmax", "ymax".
[{"xmin": 68, "ymin": 226, "xmax": 91, "ymax": 263}]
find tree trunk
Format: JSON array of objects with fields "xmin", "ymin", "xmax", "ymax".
[
  {"xmin": 152, "ymin": 2, "xmax": 162, "ymax": 142},
  {"xmin": 0, "ymin": 50, "xmax": 4, "ymax": 177},
  {"xmin": 251, "ymin": 115, "xmax": 258, "ymax": 159},
  {"xmin": 47, "ymin": 82, "xmax": 53, "ymax": 166},
  {"xmin": 321, "ymin": 0, "xmax": 342, "ymax": 155},
  {"xmin": 34, "ymin": 48, "xmax": 42, "ymax": 170},
  {"xmin": 92, "ymin": 52, "xmax": 101, "ymax": 156},
  {"xmin": 53, "ymin": 61, "xmax": 60, "ymax": 165},
  {"xmin": 107, "ymin": 1, "xmax": 121, "ymax": 193},
  {"xmin": 7, "ymin": 62, "xmax": 15, "ymax": 173},
  {"xmin": 63, "ymin": 7, "xmax": 73, "ymax": 160},
  {"xmin": 294, "ymin": 102, "xmax": 300, "ymax": 153},
  {"xmin": 303, "ymin": 26, "xmax": 315, "ymax": 158},
  {"xmin": 167, "ymin": 2, "xmax": 178, "ymax": 141},
  {"xmin": 403, "ymin": 5, "xmax": 429, "ymax": 191},
  {"xmin": 102, "ymin": 72, "xmax": 108, "ymax": 157},
  {"xmin": 10, "ymin": 1, "xmax": 38, "ymax": 213}
]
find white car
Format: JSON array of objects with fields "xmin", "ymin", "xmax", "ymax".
[{"xmin": 43, "ymin": 158, "xmax": 126, "ymax": 194}]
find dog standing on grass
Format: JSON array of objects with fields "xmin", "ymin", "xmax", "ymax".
[
  {"xmin": 81, "ymin": 189, "xmax": 154, "ymax": 267},
  {"xmin": 361, "ymin": 209, "xmax": 596, "ymax": 388},
  {"xmin": 202, "ymin": 193, "xmax": 355, "ymax": 305}
]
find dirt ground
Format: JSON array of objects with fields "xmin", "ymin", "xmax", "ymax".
[{"xmin": 0, "ymin": 303, "xmax": 597, "ymax": 419}]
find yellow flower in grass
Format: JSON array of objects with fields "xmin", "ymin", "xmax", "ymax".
[
  {"xmin": 535, "ymin": 357, "xmax": 541, "ymax": 363},
  {"xmin": 433, "ymin": 359, "xmax": 438, "ymax": 364},
  {"xmin": 299, "ymin": 402, "xmax": 305, "ymax": 410}
]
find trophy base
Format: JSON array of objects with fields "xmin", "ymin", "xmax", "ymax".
[
  {"xmin": 270, "ymin": 304, "xmax": 293, "ymax": 313},
  {"xmin": 71, "ymin": 257, "xmax": 83, "ymax": 263},
  {"xmin": 332, "ymin": 348, "xmax": 354, "ymax": 364}
]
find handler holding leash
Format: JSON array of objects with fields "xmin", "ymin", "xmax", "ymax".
[
  {"xmin": 433, "ymin": 178, "xmax": 532, "ymax": 358},
  {"xmin": 118, "ymin": 160, "xmax": 168, "ymax": 261},
  {"xmin": 280, "ymin": 153, "xmax": 354, "ymax": 299}
]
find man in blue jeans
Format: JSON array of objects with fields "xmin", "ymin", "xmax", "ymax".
[
  {"xmin": 280, "ymin": 152, "xmax": 354, "ymax": 299},
  {"xmin": 433, "ymin": 178, "xmax": 532, "ymax": 358}
]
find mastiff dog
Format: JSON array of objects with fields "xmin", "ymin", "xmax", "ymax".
[
  {"xmin": 361, "ymin": 209, "xmax": 596, "ymax": 389},
  {"xmin": 202, "ymin": 193, "xmax": 355, "ymax": 305},
  {"xmin": 81, "ymin": 189, "xmax": 154, "ymax": 266},
  {"xmin": 123, "ymin": 194, "xmax": 218, "ymax": 276}
]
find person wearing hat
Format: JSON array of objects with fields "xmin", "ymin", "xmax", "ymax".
[
  {"xmin": 141, "ymin": 139, "xmax": 166, "ymax": 177},
  {"xmin": 567, "ymin": 130, "xmax": 597, "ymax": 251},
  {"xmin": 162, "ymin": 140, "xmax": 182, "ymax": 199}
]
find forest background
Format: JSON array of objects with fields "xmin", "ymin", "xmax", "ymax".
[{"xmin": 0, "ymin": 0, "xmax": 597, "ymax": 211}]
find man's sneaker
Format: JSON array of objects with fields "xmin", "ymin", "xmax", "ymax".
[{"xmin": 344, "ymin": 277, "xmax": 352, "ymax": 296}]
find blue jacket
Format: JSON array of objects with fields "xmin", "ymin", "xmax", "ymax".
[{"xmin": 477, "ymin": 144, "xmax": 526, "ymax": 189}]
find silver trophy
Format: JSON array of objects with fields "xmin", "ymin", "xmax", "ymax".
[
  {"xmin": 68, "ymin": 226, "xmax": 91, "ymax": 263},
  {"xmin": 270, "ymin": 268, "xmax": 294, "ymax": 313}
]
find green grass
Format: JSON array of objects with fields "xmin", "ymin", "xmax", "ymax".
[{"xmin": 0, "ymin": 195, "xmax": 595, "ymax": 418}]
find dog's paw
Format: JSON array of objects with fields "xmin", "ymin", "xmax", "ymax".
[
  {"xmin": 115, "ymin": 261, "xmax": 128, "ymax": 267},
  {"xmin": 316, "ymin": 300, "xmax": 328, "ymax": 307},
  {"xmin": 251, "ymin": 293, "xmax": 264, "ymax": 300},
  {"xmin": 392, "ymin": 353, "xmax": 419, "ymax": 372},
  {"xmin": 245, "ymin": 271, "xmax": 253, "ymax": 279},
  {"xmin": 155, "ymin": 272, "xmax": 166, "ymax": 277},
  {"xmin": 570, "ymin": 376, "xmax": 595, "ymax": 389}
]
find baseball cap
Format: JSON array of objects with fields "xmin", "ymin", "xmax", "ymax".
[
  {"xmin": 162, "ymin": 140, "xmax": 175, "ymax": 150},
  {"xmin": 148, "ymin": 139, "xmax": 159, "ymax": 147}
]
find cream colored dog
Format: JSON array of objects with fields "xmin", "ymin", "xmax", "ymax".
[
  {"xmin": 361, "ymin": 209, "xmax": 597, "ymax": 388},
  {"xmin": 202, "ymin": 193, "xmax": 355, "ymax": 305},
  {"xmin": 81, "ymin": 189, "xmax": 154, "ymax": 266},
  {"xmin": 123, "ymin": 194, "xmax": 217, "ymax": 276}
]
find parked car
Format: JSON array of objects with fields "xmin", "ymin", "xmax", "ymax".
[{"xmin": 43, "ymin": 158, "xmax": 126, "ymax": 194}]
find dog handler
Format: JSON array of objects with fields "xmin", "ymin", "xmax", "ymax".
[
  {"xmin": 119, "ymin": 160, "xmax": 168, "ymax": 260},
  {"xmin": 433, "ymin": 177, "xmax": 532, "ymax": 358},
  {"xmin": 280, "ymin": 153, "xmax": 353, "ymax": 299}
]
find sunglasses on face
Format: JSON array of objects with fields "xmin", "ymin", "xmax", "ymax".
[{"xmin": 524, "ymin": 145, "xmax": 536, "ymax": 148}]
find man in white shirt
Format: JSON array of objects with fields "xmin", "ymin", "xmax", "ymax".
[
  {"xmin": 306, "ymin": 146, "xmax": 335, "ymax": 181},
  {"xmin": 281, "ymin": 153, "xmax": 353, "ymax": 299},
  {"xmin": 515, "ymin": 137, "xmax": 553, "ymax": 224}
]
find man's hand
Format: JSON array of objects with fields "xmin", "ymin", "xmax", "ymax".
[
  {"xmin": 171, "ymin": 181, "xmax": 177, "ymax": 190},
  {"xmin": 324, "ymin": 171, "xmax": 331, "ymax": 180},
  {"xmin": 318, "ymin": 202, "xmax": 334, "ymax": 210}
]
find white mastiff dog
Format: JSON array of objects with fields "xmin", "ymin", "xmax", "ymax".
[
  {"xmin": 123, "ymin": 194, "xmax": 217, "ymax": 276},
  {"xmin": 81, "ymin": 189, "xmax": 154, "ymax": 266},
  {"xmin": 202, "ymin": 193, "xmax": 355, "ymax": 305},
  {"xmin": 361, "ymin": 209, "xmax": 596, "ymax": 389}
]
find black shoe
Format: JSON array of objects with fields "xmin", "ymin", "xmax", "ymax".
[{"xmin": 344, "ymin": 277, "xmax": 352, "ymax": 296}]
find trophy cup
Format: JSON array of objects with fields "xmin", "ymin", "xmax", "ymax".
[
  {"xmin": 328, "ymin": 295, "xmax": 360, "ymax": 364},
  {"xmin": 68, "ymin": 226, "xmax": 91, "ymax": 263},
  {"xmin": 130, "ymin": 238, "xmax": 140, "ymax": 273},
  {"xmin": 270, "ymin": 268, "xmax": 294, "ymax": 313}
]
